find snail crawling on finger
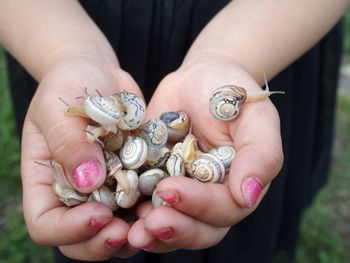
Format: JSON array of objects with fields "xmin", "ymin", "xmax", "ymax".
[{"xmin": 209, "ymin": 76, "xmax": 284, "ymax": 121}]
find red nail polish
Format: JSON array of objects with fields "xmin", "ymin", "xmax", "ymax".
[
  {"xmin": 89, "ymin": 217, "xmax": 110, "ymax": 231},
  {"xmin": 106, "ymin": 239, "xmax": 126, "ymax": 249},
  {"xmin": 242, "ymin": 177, "xmax": 263, "ymax": 208},
  {"xmin": 71, "ymin": 160, "xmax": 103, "ymax": 191},
  {"xmin": 154, "ymin": 227, "xmax": 173, "ymax": 240},
  {"xmin": 157, "ymin": 191, "xmax": 179, "ymax": 206}
]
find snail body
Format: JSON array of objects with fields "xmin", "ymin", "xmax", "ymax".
[{"xmin": 191, "ymin": 153, "xmax": 226, "ymax": 183}]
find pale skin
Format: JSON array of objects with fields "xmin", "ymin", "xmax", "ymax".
[{"xmin": 0, "ymin": 0, "xmax": 349, "ymax": 260}]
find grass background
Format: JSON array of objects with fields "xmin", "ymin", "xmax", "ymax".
[{"xmin": 1, "ymin": 12, "xmax": 350, "ymax": 263}]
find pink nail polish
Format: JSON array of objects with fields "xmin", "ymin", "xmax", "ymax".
[
  {"xmin": 154, "ymin": 227, "xmax": 173, "ymax": 240},
  {"xmin": 242, "ymin": 177, "xmax": 263, "ymax": 208},
  {"xmin": 157, "ymin": 191, "xmax": 179, "ymax": 206},
  {"xmin": 106, "ymin": 239, "xmax": 127, "ymax": 249},
  {"xmin": 72, "ymin": 160, "xmax": 102, "ymax": 191},
  {"xmin": 89, "ymin": 217, "xmax": 111, "ymax": 231}
]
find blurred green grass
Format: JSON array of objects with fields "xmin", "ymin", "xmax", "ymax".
[{"xmin": 1, "ymin": 12, "xmax": 350, "ymax": 263}]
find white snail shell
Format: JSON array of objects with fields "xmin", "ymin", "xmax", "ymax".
[
  {"xmin": 146, "ymin": 146, "xmax": 171, "ymax": 168},
  {"xmin": 209, "ymin": 145, "xmax": 235, "ymax": 172},
  {"xmin": 191, "ymin": 153, "xmax": 226, "ymax": 183},
  {"xmin": 84, "ymin": 95, "xmax": 122, "ymax": 128},
  {"xmin": 138, "ymin": 168, "xmax": 169, "ymax": 196},
  {"xmin": 166, "ymin": 152, "xmax": 185, "ymax": 177},
  {"xmin": 119, "ymin": 136, "xmax": 148, "ymax": 169},
  {"xmin": 53, "ymin": 183, "xmax": 88, "ymax": 207},
  {"xmin": 115, "ymin": 170, "xmax": 140, "ymax": 208},
  {"xmin": 112, "ymin": 92, "xmax": 146, "ymax": 130},
  {"xmin": 138, "ymin": 119, "xmax": 168, "ymax": 148},
  {"xmin": 160, "ymin": 111, "xmax": 190, "ymax": 142},
  {"xmin": 88, "ymin": 186, "xmax": 118, "ymax": 211},
  {"xmin": 209, "ymin": 86, "xmax": 247, "ymax": 121}
]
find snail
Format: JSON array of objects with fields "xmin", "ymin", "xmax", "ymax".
[
  {"xmin": 119, "ymin": 136, "xmax": 148, "ymax": 170},
  {"xmin": 209, "ymin": 76, "xmax": 284, "ymax": 121},
  {"xmin": 145, "ymin": 146, "xmax": 171, "ymax": 168},
  {"xmin": 160, "ymin": 111, "xmax": 191, "ymax": 142},
  {"xmin": 137, "ymin": 119, "xmax": 168, "ymax": 149},
  {"xmin": 191, "ymin": 153, "xmax": 226, "ymax": 183},
  {"xmin": 49, "ymin": 160, "xmax": 89, "ymax": 206},
  {"xmin": 166, "ymin": 152, "xmax": 185, "ymax": 177},
  {"xmin": 115, "ymin": 170, "xmax": 141, "ymax": 208},
  {"xmin": 138, "ymin": 168, "xmax": 169, "ymax": 196},
  {"xmin": 86, "ymin": 125, "xmax": 124, "ymax": 151},
  {"xmin": 209, "ymin": 145, "xmax": 235, "ymax": 172},
  {"xmin": 111, "ymin": 91, "xmax": 146, "ymax": 131},
  {"xmin": 88, "ymin": 186, "xmax": 118, "ymax": 211}
]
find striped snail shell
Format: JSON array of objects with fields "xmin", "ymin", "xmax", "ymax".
[
  {"xmin": 166, "ymin": 152, "xmax": 185, "ymax": 177},
  {"xmin": 146, "ymin": 146, "xmax": 171, "ymax": 168},
  {"xmin": 160, "ymin": 111, "xmax": 190, "ymax": 142},
  {"xmin": 139, "ymin": 168, "xmax": 169, "ymax": 196},
  {"xmin": 209, "ymin": 145, "xmax": 235, "ymax": 172},
  {"xmin": 115, "ymin": 170, "xmax": 140, "ymax": 208},
  {"xmin": 112, "ymin": 91, "xmax": 146, "ymax": 130},
  {"xmin": 191, "ymin": 153, "xmax": 226, "ymax": 183},
  {"xmin": 138, "ymin": 119, "xmax": 168, "ymax": 149},
  {"xmin": 103, "ymin": 150, "xmax": 123, "ymax": 177},
  {"xmin": 84, "ymin": 95, "xmax": 122, "ymax": 132},
  {"xmin": 119, "ymin": 136, "xmax": 148, "ymax": 169},
  {"xmin": 88, "ymin": 186, "xmax": 118, "ymax": 211},
  {"xmin": 209, "ymin": 86, "xmax": 247, "ymax": 121}
]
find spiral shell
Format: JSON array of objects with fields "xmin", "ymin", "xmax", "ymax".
[
  {"xmin": 115, "ymin": 170, "xmax": 140, "ymax": 208},
  {"xmin": 138, "ymin": 119, "xmax": 168, "ymax": 148},
  {"xmin": 209, "ymin": 145, "xmax": 235, "ymax": 172},
  {"xmin": 191, "ymin": 153, "xmax": 225, "ymax": 183},
  {"xmin": 166, "ymin": 152, "xmax": 185, "ymax": 177},
  {"xmin": 88, "ymin": 186, "xmax": 118, "ymax": 211},
  {"xmin": 160, "ymin": 111, "xmax": 190, "ymax": 142},
  {"xmin": 119, "ymin": 136, "xmax": 148, "ymax": 169},
  {"xmin": 209, "ymin": 86, "xmax": 247, "ymax": 121},
  {"xmin": 139, "ymin": 169, "xmax": 169, "ymax": 196},
  {"xmin": 84, "ymin": 95, "xmax": 122, "ymax": 128},
  {"xmin": 112, "ymin": 92, "xmax": 146, "ymax": 130}
]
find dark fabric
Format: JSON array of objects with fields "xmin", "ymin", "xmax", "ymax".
[{"xmin": 6, "ymin": 0, "xmax": 343, "ymax": 262}]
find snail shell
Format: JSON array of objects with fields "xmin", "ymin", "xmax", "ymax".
[
  {"xmin": 100, "ymin": 129, "xmax": 124, "ymax": 151},
  {"xmin": 112, "ymin": 92, "xmax": 146, "ymax": 130},
  {"xmin": 166, "ymin": 152, "xmax": 185, "ymax": 177},
  {"xmin": 115, "ymin": 170, "xmax": 140, "ymax": 208},
  {"xmin": 139, "ymin": 168, "xmax": 169, "ymax": 196},
  {"xmin": 52, "ymin": 183, "xmax": 88, "ymax": 207},
  {"xmin": 209, "ymin": 145, "xmax": 235, "ymax": 172},
  {"xmin": 88, "ymin": 186, "xmax": 118, "ymax": 211},
  {"xmin": 119, "ymin": 136, "xmax": 148, "ymax": 169},
  {"xmin": 84, "ymin": 95, "xmax": 122, "ymax": 132},
  {"xmin": 137, "ymin": 119, "xmax": 168, "ymax": 149},
  {"xmin": 152, "ymin": 190, "xmax": 171, "ymax": 208},
  {"xmin": 146, "ymin": 146, "xmax": 171, "ymax": 168},
  {"xmin": 209, "ymin": 86, "xmax": 247, "ymax": 121},
  {"xmin": 103, "ymin": 150, "xmax": 123, "ymax": 177},
  {"xmin": 160, "ymin": 111, "xmax": 190, "ymax": 142},
  {"xmin": 191, "ymin": 153, "xmax": 226, "ymax": 183}
]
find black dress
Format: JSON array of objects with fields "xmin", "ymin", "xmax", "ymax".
[{"xmin": 6, "ymin": 1, "xmax": 344, "ymax": 262}]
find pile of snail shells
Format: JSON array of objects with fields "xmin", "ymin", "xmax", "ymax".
[{"xmin": 51, "ymin": 90, "xmax": 236, "ymax": 213}]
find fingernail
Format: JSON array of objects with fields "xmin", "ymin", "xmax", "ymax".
[
  {"xmin": 154, "ymin": 227, "xmax": 173, "ymax": 240},
  {"xmin": 156, "ymin": 190, "xmax": 179, "ymax": 206},
  {"xmin": 242, "ymin": 177, "xmax": 263, "ymax": 208},
  {"xmin": 106, "ymin": 239, "xmax": 127, "ymax": 250},
  {"xmin": 71, "ymin": 160, "xmax": 103, "ymax": 191},
  {"xmin": 89, "ymin": 216, "xmax": 111, "ymax": 231}
]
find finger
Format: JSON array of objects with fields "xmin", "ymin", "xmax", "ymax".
[
  {"xmin": 152, "ymin": 176, "xmax": 256, "ymax": 227},
  {"xmin": 130, "ymin": 206, "xmax": 229, "ymax": 252},
  {"xmin": 59, "ymin": 217, "xmax": 138, "ymax": 261}
]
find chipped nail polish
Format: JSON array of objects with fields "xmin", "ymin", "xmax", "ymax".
[
  {"xmin": 89, "ymin": 216, "xmax": 111, "ymax": 231},
  {"xmin": 242, "ymin": 177, "xmax": 263, "ymax": 208},
  {"xmin": 154, "ymin": 227, "xmax": 173, "ymax": 240},
  {"xmin": 156, "ymin": 190, "xmax": 179, "ymax": 206},
  {"xmin": 72, "ymin": 160, "xmax": 102, "ymax": 191}
]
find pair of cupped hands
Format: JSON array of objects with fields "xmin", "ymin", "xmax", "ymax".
[{"xmin": 21, "ymin": 50, "xmax": 283, "ymax": 261}]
